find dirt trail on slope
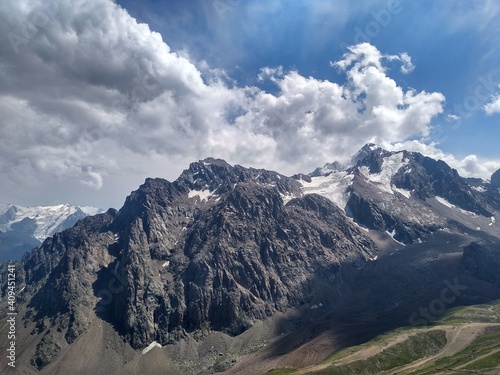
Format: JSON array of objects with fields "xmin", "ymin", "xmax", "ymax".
[
  {"xmin": 290, "ymin": 323, "xmax": 500, "ymax": 375},
  {"xmin": 291, "ymin": 330, "xmax": 412, "ymax": 375},
  {"xmin": 454, "ymin": 346, "xmax": 500, "ymax": 371},
  {"xmin": 385, "ymin": 323, "xmax": 500, "ymax": 375}
]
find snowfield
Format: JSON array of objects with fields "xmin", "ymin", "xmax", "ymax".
[
  {"xmin": 359, "ymin": 152, "xmax": 409, "ymax": 195},
  {"xmin": 188, "ymin": 189, "xmax": 216, "ymax": 202},
  {"xmin": 301, "ymin": 152, "xmax": 412, "ymax": 211},
  {"xmin": 300, "ymin": 171, "xmax": 354, "ymax": 211}
]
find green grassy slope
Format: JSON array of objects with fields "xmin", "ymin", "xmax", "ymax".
[{"xmin": 267, "ymin": 300, "xmax": 500, "ymax": 375}]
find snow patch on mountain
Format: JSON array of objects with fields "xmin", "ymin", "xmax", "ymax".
[
  {"xmin": 80, "ymin": 206, "xmax": 104, "ymax": 216},
  {"xmin": 435, "ymin": 197, "xmax": 477, "ymax": 216},
  {"xmin": 392, "ymin": 186, "xmax": 412, "ymax": 199},
  {"xmin": 310, "ymin": 161, "xmax": 346, "ymax": 177},
  {"xmin": 386, "ymin": 229, "xmax": 406, "ymax": 246},
  {"xmin": 360, "ymin": 152, "xmax": 409, "ymax": 195},
  {"xmin": 280, "ymin": 193, "xmax": 296, "ymax": 205},
  {"xmin": 435, "ymin": 196, "xmax": 454, "ymax": 209},
  {"xmin": 142, "ymin": 341, "xmax": 162, "ymax": 355},
  {"xmin": 188, "ymin": 189, "xmax": 216, "ymax": 202},
  {"xmin": 300, "ymin": 171, "xmax": 354, "ymax": 211},
  {"xmin": 471, "ymin": 185, "xmax": 487, "ymax": 193}
]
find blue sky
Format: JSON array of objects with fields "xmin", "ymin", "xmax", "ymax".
[
  {"xmin": 0, "ymin": 0, "xmax": 499, "ymax": 208},
  {"xmin": 118, "ymin": 0, "xmax": 500, "ymax": 158}
]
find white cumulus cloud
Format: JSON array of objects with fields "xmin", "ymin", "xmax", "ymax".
[
  {"xmin": 399, "ymin": 52, "xmax": 415, "ymax": 74},
  {"xmin": 0, "ymin": 0, "xmax": 481, "ymax": 208},
  {"xmin": 484, "ymin": 93, "xmax": 500, "ymax": 115}
]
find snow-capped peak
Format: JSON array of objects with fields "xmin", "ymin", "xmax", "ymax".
[
  {"xmin": 299, "ymin": 147, "xmax": 415, "ymax": 212},
  {"xmin": 0, "ymin": 203, "xmax": 104, "ymax": 241}
]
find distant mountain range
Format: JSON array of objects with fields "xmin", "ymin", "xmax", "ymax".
[
  {"xmin": 0, "ymin": 145, "xmax": 499, "ymax": 374},
  {"xmin": 0, "ymin": 204, "xmax": 103, "ymax": 261}
]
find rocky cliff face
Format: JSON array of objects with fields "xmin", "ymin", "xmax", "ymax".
[
  {"xmin": 6, "ymin": 159, "xmax": 377, "ymax": 369},
  {"xmin": 338, "ymin": 148, "xmax": 444, "ymax": 243},
  {"xmin": 394, "ymin": 153, "xmax": 494, "ymax": 216},
  {"xmin": 16, "ymin": 210, "xmax": 118, "ymax": 368}
]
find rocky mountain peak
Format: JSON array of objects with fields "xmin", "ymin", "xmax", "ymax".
[
  {"xmin": 310, "ymin": 161, "xmax": 344, "ymax": 177},
  {"xmin": 301, "ymin": 145, "xmax": 500, "ymax": 245},
  {"xmin": 346, "ymin": 146, "xmax": 495, "ymax": 217},
  {"xmin": 394, "ymin": 152, "xmax": 494, "ymax": 216},
  {"xmin": 177, "ymin": 157, "xmax": 303, "ymax": 198},
  {"xmin": 354, "ymin": 145, "xmax": 394, "ymax": 174},
  {"xmin": 0, "ymin": 205, "xmax": 18, "ymax": 224},
  {"xmin": 350, "ymin": 143, "xmax": 381, "ymax": 165}
]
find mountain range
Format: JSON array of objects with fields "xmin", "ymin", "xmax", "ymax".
[{"xmin": 1, "ymin": 144, "xmax": 499, "ymax": 374}]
